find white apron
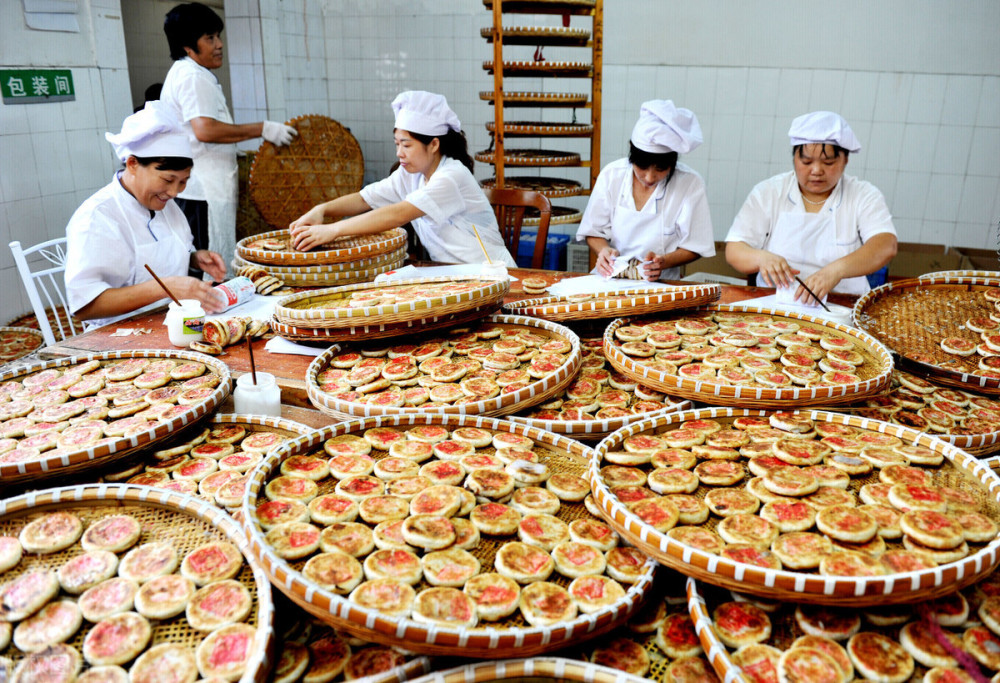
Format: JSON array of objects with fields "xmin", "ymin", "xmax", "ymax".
[
  {"xmin": 593, "ymin": 173, "xmax": 684, "ymax": 281},
  {"xmin": 765, "ymin": 210, "xmax": 869, "ymax": 295},
  {"xmin": 192, "ymin": 80, "xmax": 237, "ymax": 275}
]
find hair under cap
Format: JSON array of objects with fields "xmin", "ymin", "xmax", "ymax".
[
  {"xmin": 105, "ymin": 100, "xmax": 192, "ymax": 162},
  {"xmin": 788, "ymin": 111, "xmax": 861, "ymax": 153},
  {"xmin": 391, "ymin": 90, "xmax": 461, "ymax": 136},
  {"xmin": 630, "ymin": 99, "xmax": 702, "ymax": 154}
]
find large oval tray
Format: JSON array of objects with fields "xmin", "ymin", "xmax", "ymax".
[
  {"xmin": 480, "ymin": 25, "xmax": 591, "ymax": 45},
  {"xmin": 591, "ymin": 407, "xmax": 1000, "ymax": 606},
  {"xmin": 485, "ymin": 121, "xmax": 595, "ymax": 137},
  {"xmin": 240, "ymin": 414, "xmax": 658, "ymax": 657},
  {"xmin": 235, "ymin": 258, "xmax": 404, "ymax": 288},
  {"xmin": 604, "ymin": 305, "xmax": 893, "ymax": 408},
  {"xmin": 854, "ymin": 274, "xmax": 1000, "ymax": 395},
  {"xmin": 504, "ymin": 283, "xmax": 721, "ymax": 323},
  {"xmin": 411, "ymin": 658, "xmax": 650, "ymax": 683},
  {"xmin": 306, "ymin": 314, "xmax": 582, "ymax": 419},
  {"xmin": 0, "ymin": 349, "xmax": 231, "ymax": 489},
  {"xmin": 479, "ymin": 176, "xmax": 583, "ymax": 199},
  {"xmin": 506, "ymin": 336, "xmax": 693, "ymax": 442},
  {"xmin": 475, "ymin": 148, "xmax": 581, "ymax": 167},
  {"xmin": 236, "ymin": 227, "xmax": 408, "ymax": 267},
  {"xmin": 234, "ymin": 245, "xmax": 407, "ymax": 275},
  {"xmin": 0, "ymin": 326, "xmax": 44, "ymax": 363},
  {"xmin": 479, "ymin": 91, "xmax": 590, "ymax": 107},
  {"xmin": 0, "ymin": 484, "xmax": 275, "ymax": 682},
  {"xmin": 483, "ymin": 61, "xmax": 593, "ymax": 77},
  {"xmin": 249, "ymin": 114, "xmax": 364, "ymax": 230}
]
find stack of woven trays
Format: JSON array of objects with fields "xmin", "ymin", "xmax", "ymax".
[{"xmin": 234, "ymin": 228, "xmax": 407, "ymax": 287}]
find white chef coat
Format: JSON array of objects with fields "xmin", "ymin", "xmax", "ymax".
[
  {"xmin": 161, "ymin": 57, "xmax": 238, "ymax": 265},
  {"xmin": 360, "ymin": 157, "xmax": 515, "ymax": 266},
  {"xmin": 725, "ymin": 171, "xmax": 896, "ymax": 295},
  {"xmin": 575, "ymin": 159, "xmax": 715, "ymax": 281},
  {"xmin": 65, "ymin": 173, "xmax": 194, "ymax": 330}
]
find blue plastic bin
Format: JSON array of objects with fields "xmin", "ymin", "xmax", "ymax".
[{"xmin": 516, "ymin": 232, "xmax": 570, "ymax": 270}]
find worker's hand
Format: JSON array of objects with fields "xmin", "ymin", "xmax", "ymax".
[
  {"xmin": 595, "ymin": 246, "xmax": 619, "ymax": 277},
  {"xmin": 290, "ymin": 223, "xmax": 338, "ymax": 252},
  {"xmin": 165, "ymin": 276, "xmax": 227, "ymax": 314},
  {"xmin": 797, "ymin": 265, "xmax": 842, "ymax": 305},
  {"xmin": 289, "ymin": 204, "xmax": 326, "ymax": 233},
  {"xmin": 756, "ymin": 251, "xmax": 799, "ymax": 289},
  {"xmin": 262, "ymin": 120, "xmax": 297, "ymax": 146},
  {"xmin": 641, "ymin": 251, "xmax": 662, "ymax": 282},
  {"xmin": 191, "ymin": 250, "xmax": 227, "ymax": 282}
]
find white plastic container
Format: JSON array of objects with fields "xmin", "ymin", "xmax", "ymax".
[
  {"xmin": 233, "ymin": 372, "xmax": 281, "ymax": 417},
  {"xmin": 480, "ymin": 262, "xmax": 510, "ymax": 280},
  {"xmin": 165, "ymin": 299, "xmax": 205, "ymax": 347},
  {"xmin": 214, "ymin": 276, "xmax": 256, "ymax": 312}
]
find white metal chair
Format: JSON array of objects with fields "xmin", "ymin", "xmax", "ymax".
[{"xmin": 9, "ymin": 238, "xmax": 84, "ymax": 346}]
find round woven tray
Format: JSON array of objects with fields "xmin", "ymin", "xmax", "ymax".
[
  {"xmin": 0, "ymin": 326, "xmax": 44, "ymax": 362},
  {"xmin": 479, "ymin": 91, "xmax": 589, "ymax": 107},
  {"xmin": 0, "ymin": 483, "xmax": 275, "ymax": 682},
  {"xmin": 411, "ymin": 658, "xmax": 651, "ymax": 683},
  {"xmin": 480, "ymin": 25, "xmax": 591, "ymax": 45},
  {"xmin": 483, "ymin": 61, "xmax": 593, "ymax": 77},
  {"xmin": 482, "ymin": 0, "xmax": 598, "ymax": 10},
  {"xmin": 5, "ymin": 306, "xmax": 82, "ymax": 338},
  {"xmin": 0, "ymin": 349, "xmax": 231, "ymax": 489},
  {"xmin": 854, "ymin": 275, "xmax": 1000, "ymax": 395},
  {"xmin": 306, "ymin": 313, "xmax": 582, "ymax": 419},
  {"xmin": 475, "ymin": 148, "xmax": 581, "ymax": 167},
  {"xmin": 527, "ymin": 205, "xmax": 581, "ymax": 226},
  {"xmin": 480, "ymin": 176, "xmax": 583, "ymax": 198},
  {"xmin": 604, "ymin": 305, "xmax": 894, "ymax": 408},
  {"xmin": 485, "ymin": 121, "xmax": 595, "ymax": 137},
  {"xmin": 274, "ymin": 276, "xmax": 510, "ymax": 330},
  {"xmin": 236, "ymin": 227, "xmax": 408, "ymax": 267},
  {"xmin": 592, "ymin": 407, "xmax": 1000, "ymax": 607},
  {"xmin": 234, "ymin": 245, "xmax": 407, "ymax": 275},
  {"xmin": 503, "ymin": 284, "xmax": 721, "ymax": 323},
  {"xmin": 240, "ymin": 414, "xmax": 658, "ymax": 658},
  {"xmin": 233, "ymin": 256, "xmax": 404, "ymax": 288},
  {"xmin": 920, "ymin": 269, "xmax": 1000, "ymax": 280},
  {"xmin": 99, "ymin": 412, "xmax": 313, "ymax": 511},
  {"xmin": 249, "ymin": 114, "xmax": 364, "ymax": 229}
]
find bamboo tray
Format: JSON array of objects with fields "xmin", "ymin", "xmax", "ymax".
[
  {"xmin": 479, "ymin": 176, "xmax": 583, "ymax": 199},
  {"xmin": 306, "ymin": 314, "xmax": 582, "ymax": 419},
  {"xmin": 479, "ymin": 91, "xmax": 589, "ymax": 107},
  {"xmin": 483, "ymin": 0, "xmax": 597, "ymax": 8},
  {"xmin": 527, "ymin": 206, "xmax": 582, "ymax": 226},
  {"xmin": 233, "ymin": 257, "xmax": 404, "ymax": 288},
  {"xmin": 854, "ymin": 275, "xmax": 1000, "ymax": 395},
  {"xmin": 4, "ymin": 305, "xmax": 80, "ymax": 333},
  {"xmin": 249, "ymin": 114, "xmax": 364, "ymax": 230},
  {"xmin": 604, "ymin": 305, "xmax": 893, "ymax": 408},
  {"xmin": 0, "ymin": 484, "xmax": 275, "ymax": 682},
  {"xmin": 591, "ymin": 407, "xmax": 1000, "ymax": 607},
  {"xmin": 483, "ymin": 61, "xmax": 593, "ymax": 77},
  {"xmin": 480, "ymin": 26, "xmax": 591, "ymax": 45},
  {"xmin": 0, "ymin": 349, "xmax": 231, "ymax": 489},
  {"xmin": 411, "ymin": 658, "xmax": 652, "ymax": 683},
  {"xmin": 0, "ymin": 326, "xmax": 44, "ymax": 362},
  {"xmin": 839, "ymin": 368, "xmax": 1000, "ymax": 457},
  {"xmin": 236, "ymin": 228, "xmax": 408, "ymax": 267},
  {"xmin": 485, "ymin": 121, "xmax": 595, "ymax": 137},
  {"xmin": 919, "ymin": 269, "xmax": 999, "ymax": 280},
  {"xmin": 475, "ymin": 149, "xmax": 581, "ymax": 167},
  {"xmin": 503, "ymin": 284, "xmax": 721, "ymax": 323},
  {"xmin": 99, "ymin": 412, "xmax": 312, "ymax": 510},
  {"xmin": 233, "ymin": 245, "xmax": 407, "ymax": 275},
  {"xmin": 240, "ymin": 414, "xmax": 658, "ymax": 658}
]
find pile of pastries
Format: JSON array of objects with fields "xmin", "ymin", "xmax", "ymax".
[{"xmin": 295, "ymin": 281, "xmax": 493, "ymax": 312}]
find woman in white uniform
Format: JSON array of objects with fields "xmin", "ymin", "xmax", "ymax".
[
  {"xmin": 725, "ymin": 111, "xmax": 897, "ymax": 300},
  {"xmin": 64, "ymin": 102, "xmax": 228, "ymax": 330},
  {"xmin": 289, "ymin": 91, "xmax": 515, "ymax": 266},
  {"xmin": 576, "ymin": 100, "xmax": 715, "ymax": 281},
  {"xmin": 161, "ymin": 2, "xmax": 296, "ymax": 269}
]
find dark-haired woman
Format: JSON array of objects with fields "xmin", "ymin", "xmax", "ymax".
[
  {"xmin": 576, "ymin": 100, "xmax": 715, "ymax": 281},
  {"xmin": 289, "ymin": 91, "xmax": 515, "ymax": 266},
  {"xmin": 725, "ymin": 111, "xmax": 897, "ymax": 300},
  {"xmin": 64, "ymin": 103, "xmax": 227, "ymax": 330}
]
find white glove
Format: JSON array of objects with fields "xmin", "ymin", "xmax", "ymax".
[{"xmin": 262, "ymin": 120, "xmax": 297, "ymax": 146}]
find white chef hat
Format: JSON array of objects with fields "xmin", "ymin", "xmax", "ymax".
[
  {"xmin": 788, "ymin": 111, "xmax": 861, "ymax": 153},
  {"xmin": 392, "ymin": 91, "xmax": 461, "ymax": 136},
  {"xmin": 630, "ymin": 100, "xmax": 703, "ymax": 154},
  {"xmin": 105, "ymin": 100, "xmax": 192, "ymax": 162}
]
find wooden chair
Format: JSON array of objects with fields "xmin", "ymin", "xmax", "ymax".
[{"xmin": 483, "ymin": 188, "xmax": 552, "ymax": 270}]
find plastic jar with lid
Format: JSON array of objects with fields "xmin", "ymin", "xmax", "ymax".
[
  {"xmin": 165, "ymin": 299, "xmax": 205, "ymax": 347},
  {"xmin": 233, "ymin": 372, "xmax": 281, "ymax": 417}
]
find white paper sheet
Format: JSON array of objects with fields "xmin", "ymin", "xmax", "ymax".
[
  {"xmin": 206, "ymin": 294, "xmax": 278, "ymax": 322},
  {"xmin": 374, "ymin": 264, "xmax": 518, "ymax": 283},
  {"xmin": 264, "ymin": 336, "xmax": 331, "ymax": 357},
  {"xmin": 546, "ymin": 274, "xmax": 674, "ymax": 297},
  {"xmin": 729, "ymin": 294, "xmax": 854, "ymax": 327}
]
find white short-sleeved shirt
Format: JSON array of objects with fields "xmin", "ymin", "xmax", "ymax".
[
  {"xmin": 160, "ymin": 57, "xmax": 236, "ymax": 201},
  {"xmin": 65, "ymin": 174, "xmax": 194, "ymax": 329},
  {"xmin": 576, "ymin": 159, "xmax": 715, "ymax": 280},
  {"xmin": 725, "ymin": 170, "xmax": 896, "ymax": 284},
  {"xmin": 360, "ymin": 157, "xmax": 515, "ymax": 266}
]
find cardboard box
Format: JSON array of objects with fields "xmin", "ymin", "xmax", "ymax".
[
  {"xmin": 949, "ymin": 246, "xmax": 999, "ymax": 272},
  {"xmin": 888, "ymin": 243, "xmax": 962, "ymax": 279},
  {"xmin": 681, "ymin": 242, "xmax": 747, "ymax": 282}
]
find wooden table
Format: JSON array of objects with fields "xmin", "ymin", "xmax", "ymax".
[{"xmin": 38, "ymin": 268, "xmax": 856, "ymax": 408}]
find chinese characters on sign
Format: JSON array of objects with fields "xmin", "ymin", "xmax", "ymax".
[{"xmin": 0, "ymin": 69, "xmax": 75, "ymax": 104}]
